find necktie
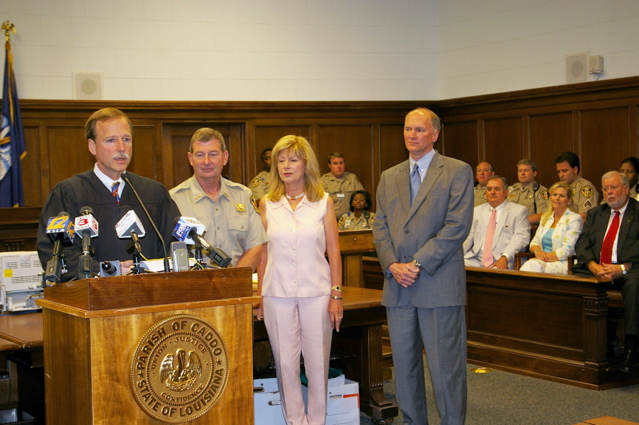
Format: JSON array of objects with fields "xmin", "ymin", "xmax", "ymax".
[
  {"xmin": 600, "ymin": 210, "xmax": 620, "ymax": 264},
  {"xmin": 410, "ymin": 163, "xmax": 421, "ymax": 205},
  {"xmin": 111, "ymin": 181, "xmax": 120, "ymax": 205},
  {"xmin": 482, "ymin": 208, "xmax": 497, "ymax": 267}
]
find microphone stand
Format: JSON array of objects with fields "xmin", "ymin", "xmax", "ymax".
[
  {"xmin": 127, "ymin": 231, "xmax": 152, "ymax": 274},
  {"xmin": 190, "ymin": 239, "xmax": 207, "ymax": 270},
  {"xmin": 121, "ymin": 172, "xmax": 171, "ymax": 273}
]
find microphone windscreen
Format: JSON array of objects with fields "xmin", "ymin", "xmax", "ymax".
[{"xmin": 115, "ymin": 209, "xmax": 146, "ymax": 238}]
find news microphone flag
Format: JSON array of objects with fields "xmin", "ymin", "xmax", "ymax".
[
  {"xmin": 75, "ymin": 212, "xmax": 99, "ymax": 238},
  {"xmin": 0, "ymin": 37, "xmax": 26, "ymax": 207},
  {"xmin": 45, "ymin": 213, "xmax": 76, "ymax": 242},
  {"xmin": 115, "ymin": 209, "xmax": 146, "ymax": 238},
  {"xmin": 172, "ymin": 217, "xmax": 206, "ymax": 245}
]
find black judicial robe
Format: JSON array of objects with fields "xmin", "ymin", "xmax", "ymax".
[{"xmin": 36, "ymin": 170, "xmax": 181, "ymax": 281}]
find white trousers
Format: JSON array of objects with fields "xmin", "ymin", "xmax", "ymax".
[{"xmin": 263, "ymin": 295, "xmax": 332, "ymax": 425}]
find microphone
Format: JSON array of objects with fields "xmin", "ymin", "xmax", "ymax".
[
  {"xmin": 121, "ymin": 172, "xmax": 170, "ymax": 273},
  {"xmin": 100, "ymin": 260, "xmax": 121, "ymax": 277},
  {"xmin": 115, "ymin": 209, "xmax": 146, "ymax": 238},
  {"xmin": 170, "ymin": 241, "xmax": 190, "ymax": 272},
  {"xmin": 75, "ymin": 206, "xmax": 99, "ymax": 279},
  {"xmin": 44, "ymin": 211, "xmax": 75, "ymax": 284},
  {"xmin": 172, "ymin": 216, "xmax": 232, "ymax": 268}
]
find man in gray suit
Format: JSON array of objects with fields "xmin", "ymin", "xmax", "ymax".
[
  {"xmin": 463, "ymin": 175, "xmax": 531, "ymax": 269},
  {"xmin": 373, "ymin": 107, "xmax": 474, "ymax": 425}
]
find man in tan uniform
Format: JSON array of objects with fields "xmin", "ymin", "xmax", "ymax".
[
  {"xmin": 474, "ymin": 161, "xmax": 494, "ymax": 207},
  {"xmin": 507, "ymin": 159, "xmax": 549, "ymax": 224},
  {"xmin": 320, "ymin": 152, "xmax": 364, "ymax": 219},
  {"xmin": 250, "ymin": 148, "xmax": 272, "ymax": 203},
  {"xmin": 170, "ymin": 128, "xmax": 267, "ymax": 270},
  {"xmin": 555, "ymin": 151, "xmax": 599, "ymax": 220}
]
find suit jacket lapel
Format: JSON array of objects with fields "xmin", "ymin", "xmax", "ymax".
[
  {"xmin": 394, "ymin": 161, "xmax": 411, "ymax": 215},
  {"xmin": 594, "ymin": 205, "xmax": 611, "ymax": 260},
  {"xmin": 617, "ymin": 201, "xmax": 636, "ymax": 256}
]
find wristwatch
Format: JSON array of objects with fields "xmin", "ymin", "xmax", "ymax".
[
  {"xmin": 620, "ymin": 264, "xmax": 627, "ymax": 275},
  {"xmin": 413, "ymin": 259, "xmax": 422, "ymax": 269}
]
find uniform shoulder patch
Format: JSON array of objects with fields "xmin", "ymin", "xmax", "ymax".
[
  {"xmin": 540, "ymin": 190, "xmax": 549, "ymax": 200},
  {"xmin": 581, "ymin": 186, "xmax": 594, "ymax": 198},
  {"xmin": 250, "ymin": 197, "xmax": 259, "ymax": 213},
  {"xmin": 250, "ymin": 177, "xmax": 262, "ymax": 187}
]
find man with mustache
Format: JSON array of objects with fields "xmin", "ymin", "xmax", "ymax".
[
  {"xmin": 170, "ymin": 128, "xmax": 267, "ymax": 270},
  {"xmin": 37, "ymin": 108, "xmax": 181, "ymax": 280}
]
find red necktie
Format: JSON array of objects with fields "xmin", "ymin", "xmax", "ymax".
[
  {"xmin": 600, "ymin": 210, "xmax": 620, "ymax": 264},
  {"xmin": 482, "ymin": 208, "xmax": 497, "ymax": 267}
]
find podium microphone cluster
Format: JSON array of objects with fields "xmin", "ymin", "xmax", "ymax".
[
  {"xmin": 172, "ymin": 216, "xmax": 232, "ymax": 268},
  {"xmin": 75, "ymin": 206, "xmax": 99, "ymax": 280},
  {"xmin": 44, "ymin": 211, "xmax": 75, "ymax": 285}
]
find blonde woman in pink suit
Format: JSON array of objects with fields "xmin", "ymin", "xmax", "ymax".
[
  {"xmin": 256, "ymin": 135, "xmax": 343, "ymax": 425},
  {"xmin": 521, "ymin": 181, "xmax": 584, "ymax": 274}
]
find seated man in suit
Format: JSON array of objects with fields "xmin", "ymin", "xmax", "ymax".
[
  {"xmin": 464, "ymin": 175, "xmax": 531, "ymax": 269},
  {"xmin": 572, "ymin": 171, "xmax": 639, "ymax": 374}
]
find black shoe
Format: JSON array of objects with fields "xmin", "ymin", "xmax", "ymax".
[
  {"xmin": 607, "ymin": 337, "xmax": 624, "ymax": 360},
  {"xmin": 619, "ymin": 348, "xmax": 638, "ymax": 374}
]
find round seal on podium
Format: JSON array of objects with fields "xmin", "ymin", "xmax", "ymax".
[{"xmin": 130, "ymin": 314, "xmax": 229, "ymax": 423}]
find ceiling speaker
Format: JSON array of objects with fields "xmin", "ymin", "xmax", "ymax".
[
  {"xmin": 566, "ymin": 53, "xmax": 588, "ymax": 84},
  {"xmin": 73, "ymin": 72, "xmax": 103, "ymax": 100}
]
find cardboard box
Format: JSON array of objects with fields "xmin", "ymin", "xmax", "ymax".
[
  {"xmin": 254, "ymin": 376, "xmax": 360, "ymax": 425},
  {"xmin": 303, "ymin": 377, "xmax": 360, "ymax": 425},
  {"xmin": 254, "ymin": 378, "xmax": 287, "ymax": 425}
]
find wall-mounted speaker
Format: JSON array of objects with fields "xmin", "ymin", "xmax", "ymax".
[
  {"xmin": 566, "ymin": 53, "xmax": 588, "ymax": 84},
  {"xmin": 73, "ymin": 72, "xmax": 103, "ymax": 100}
]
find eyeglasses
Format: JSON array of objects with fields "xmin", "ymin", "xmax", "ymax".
[{"xmin": 601, "ymin": 185, "xmax": 621, "ymax": 192}]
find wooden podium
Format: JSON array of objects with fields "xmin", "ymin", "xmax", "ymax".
[{"xmin": 37, "ymin": 268, "xmax": 259, "ymax": 425}]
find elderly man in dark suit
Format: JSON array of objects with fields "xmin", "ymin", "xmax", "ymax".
[
  {"xmin": 373, "ymin": 108, "xmax": 474, "ymax": 425},
  {"xmin": 573, "ymin": 170, "xmax": 639, "ymax": 374}
]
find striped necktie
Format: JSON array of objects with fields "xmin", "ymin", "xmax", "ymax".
[{"xmin": 111, "ymin": 181, "xmax": 120, "ymax": 205}]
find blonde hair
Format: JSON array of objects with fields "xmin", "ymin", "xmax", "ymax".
[
  {"xmin": 267, "ymin": 135, "xmax": 324, "ymax": 203},
  {"xmin": 540, "ymin": 181, "xmax": 574, "ymax": 226}
]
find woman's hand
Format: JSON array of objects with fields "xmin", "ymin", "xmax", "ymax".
[
  {"xmin": 256, "ymin": 299, "xmax": 264, "ymax": 321},
  {"xmin": 328, "ymin": 297, "xmax": 343, "ymax": 332}
]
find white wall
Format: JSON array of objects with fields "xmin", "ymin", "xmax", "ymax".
[
  {"xmin": 1, "ymin": 0, "xmax": 438, "ymax": 101},
  {"xmin": 437, "ymin": 0, "xmax": 639, "ymax": 99},
  {"xmin": 2, "ymin": 0, "xmax": 639, "ymax": 101}
]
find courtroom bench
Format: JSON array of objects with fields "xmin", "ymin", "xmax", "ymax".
[
  {"xmin": 465, "ymin": 266, "xmax": 638, "ymax": 390},
  {"xmin": 362, "ymin": 257, "xmax": 639, "ymax": 389}
]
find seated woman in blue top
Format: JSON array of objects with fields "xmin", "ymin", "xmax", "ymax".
[
  {"xmin": 521, "ymin": 181, "xmax": 584, "ymax": 274},
  {"xmin": 338, "ymin": 190, "xmax": 375, "ymax": 231}
]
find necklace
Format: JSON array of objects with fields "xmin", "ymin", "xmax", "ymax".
[{"xmin": 285, "ymin": 192, "xmax": 304, "ymax": 200}]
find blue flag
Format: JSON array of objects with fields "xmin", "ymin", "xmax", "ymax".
[{"xmin": 1, "ymin": 41, "xmax": 26, "ymax": 207}]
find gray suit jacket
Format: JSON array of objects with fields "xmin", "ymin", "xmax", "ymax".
[
  {"xmin": 373, "ymin": 151, "xmax": 474, "ymax": 309},
  {"xmin": 463, "ymin": 200, "xmax": 531, "ymax": 269}
]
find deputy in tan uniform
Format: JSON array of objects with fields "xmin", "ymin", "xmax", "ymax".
[
  {"xmin": 507, "ymin": 159, "xmax": 549, "ymax": 224},
  {"xmin": 249, "ymin": 148, "xmax": 272, "ymax": 203},
  {"xmin": 474, "ymin": 161, "xmax": 494, "ymax": 207},
  {"xmin": 170, "ymin": 128, "xmax": 267, "ymax": 270},
  {"xmin": 555, "ymin": 151, "xmax": 599, "ymax": 220},
  {"xmin": 320, "ymin": 152, "xmax": 364, "ymax": 219}
]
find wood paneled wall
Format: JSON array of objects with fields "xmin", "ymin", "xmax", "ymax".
[
  {"xmin": 17, "ymin": 101, "xmax": 421, "ymax": 208},
  {"xmin": 5, "ymin": 76, "xmax": 639, "ymax": 238},
  {"xmin": 437, "ymin": 76, "xmax": 639, "ymax": 190}
]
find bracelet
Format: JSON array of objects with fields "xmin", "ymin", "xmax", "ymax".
[
  {"xmin": 331, "ymin": 285, "xmax": 342, "ymax": 292},
  {"xmin": 331, "ymin": 295, "xmax": 343, "ymax": 300}
]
